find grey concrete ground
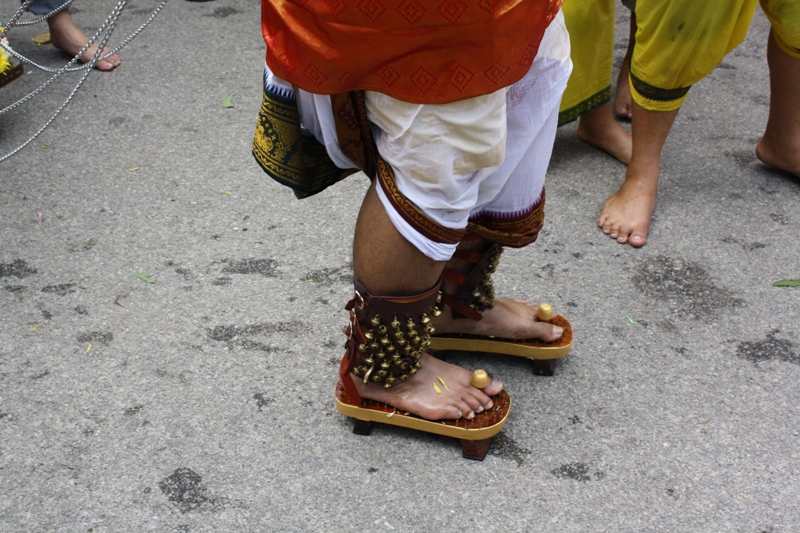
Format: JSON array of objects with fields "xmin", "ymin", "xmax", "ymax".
[{"xmin": 1, "ymin": 1, "xmax": 799, "ymax": 531}]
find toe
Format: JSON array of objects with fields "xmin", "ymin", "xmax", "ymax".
[{"xmin": 629, "ymin": 233, "xmax": 646, "ymax": 247}]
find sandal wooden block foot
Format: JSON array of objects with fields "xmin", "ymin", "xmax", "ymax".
[
  {"xmin": 429, "ymin": 313, "xmax": 573, "ymax": 360},
  {"xmin": 335, "ymin": 382, "xmax": 511, "ymax": 454}
]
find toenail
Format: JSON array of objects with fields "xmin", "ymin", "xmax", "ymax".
[
  {"xmin": 466, "ymin": 411, "xmax": 475, "ymax": 420},
  {"xmin": 455, "ymin": 410, "xmax": 462, "ymax": 419},
  {"xmin": 486, "ymin": 400, "xmax": 493, "ymax": 410},
  {"xmin": 552, "ymin": 326, "xmax": 563, "ymax": 337},
  {"xmin": 476, "ymin": 406, "xmax": 484, "ymax": 413}
]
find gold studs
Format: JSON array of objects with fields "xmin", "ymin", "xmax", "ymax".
[
  {"xmin": 378, "ymin": 325, "xmax": 387, "ymax": 334},
  {"xmin": 381, "ymin": 361, "xmax": 391, "ymax": 369},
  {"xmin": 358, "ymin": 343, "xmax": 368, "ymax": 352},
  {"xmin": 380, "ymin": 336, "xmax": 390, "ymax": 346},
  {"xmin": 391, "ymin": 318, "xmax": 400, "ymax": 330},
  {"xmin": 370, "ymin": 315, "xmax": 381, "ymax": 327},
  {"xmin": 364, "ymin": 330, "xmax": 374, "ymax": 341}
]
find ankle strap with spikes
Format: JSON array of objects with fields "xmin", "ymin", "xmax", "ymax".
[
  {"xmin": 341, "ymin": 279, "xmax": 442, "ymax": 392},
  {"xmin": 440, "ymin": 243, "xmax": 503, "ymax": 321}
]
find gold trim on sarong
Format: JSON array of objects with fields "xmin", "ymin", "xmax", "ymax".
[
  {"xmin": 252, "ymin": 87, "xmax": 356, "ymax": 199},
  {"xmin": 375, "ymin": 159, "xmax": 467, "ymax": 245},
  {"xmin": 558, "ymin": 86, "xmax": 612, "ymax": 127},
  {"xmin": 467, "ymin": 192, "xmax": 546, "ymax": 248}
]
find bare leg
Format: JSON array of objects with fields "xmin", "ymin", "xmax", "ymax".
[
  {"xmin": 614, "ymin": 14, "xmax": 636, "ymax": 121},
  {"xmin": 576, "ymin": 101, "xmax": 632, "ymax": 164},
  {"xmin": 598, "ymin": 102, "xmax": 679, "ymax": 247},
  {"xmin": 756, "ymin": 29, "xmax": 800, "ymax": 177},
  {"xmin": 47, "ymin": 10, "xmax": 120, "ymax": 71},
  {"xmin": 433, "ymin": 237, "xmax": 564, "ymax": 341},
  {"xmin": 351, "ymin": 182, "xmax": 502, "ymax": 421}
]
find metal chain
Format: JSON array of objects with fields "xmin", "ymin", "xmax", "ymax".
[{"xmin": 0, "ymin": 0, "xmax": 168, "ymax": 163}]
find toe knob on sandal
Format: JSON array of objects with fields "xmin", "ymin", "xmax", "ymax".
[
  {"xmin": 536, "ymin": 303, "xmax": 553, "ymax": 321},
  {"xmin": 471, "ymin": 369, "xmax": 489, "ymax": 389}
]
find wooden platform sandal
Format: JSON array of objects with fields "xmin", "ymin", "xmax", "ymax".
[
  {"xmin": 334, "ymin": 279, "xmax": 511, "ymax": 460},
  {"xmin": 428, "ymin": 242, "xmax": 573, "ymax": 376}
]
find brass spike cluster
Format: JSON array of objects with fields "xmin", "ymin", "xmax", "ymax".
[
  {"xmin": 464, "ymin": 246, "xmax": 503, "ymax": 313},
  {"xmin": 351, "ymin": 298, "xmax": 442, "ymax": 389}
]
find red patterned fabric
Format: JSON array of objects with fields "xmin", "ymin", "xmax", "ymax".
[{"xmin": 262, "ymin": 0, "xmax": 562, "ymax": 104}]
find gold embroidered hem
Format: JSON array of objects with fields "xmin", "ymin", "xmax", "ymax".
[
  {"xmin": 252, "ymin": 86, "xmax": 357, "ymax": 199},
  {"xmin": 467, "ymin": 192, "xmax": 546, "ymax": 248},
  {"xmin": 558, "ymin": 86, "xmax": 611, "ymax": 127},
  {"xmin": 375, "ymin": 159, "xmax": 468, "ymax": 246}
]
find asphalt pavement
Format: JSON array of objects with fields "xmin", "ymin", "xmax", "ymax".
[{"xmin": 1, "ymin": 1, "xmax": 799, "ymax": 531}]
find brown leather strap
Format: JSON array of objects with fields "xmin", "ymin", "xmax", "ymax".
[{"xmin": 340, "ymin": 279, "xmax": 443, "ymax": 398}]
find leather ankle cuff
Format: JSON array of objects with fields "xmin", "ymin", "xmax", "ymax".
[
  {"xmin": 344, "ymin": 279, "xmax": 442, "ymax": 388},
  {"xmin": 441, "ymin": 243, "xmax": 503, "ymax": 320}
]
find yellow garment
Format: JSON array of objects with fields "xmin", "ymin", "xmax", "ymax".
[
  {"xmin": 558, "ymin": 0, "xmax": 615, "ymax": 125},
  {"xmin": 1, "ymin": 27, "xmax": 10, "ymax": 75},
  {"xmin": 630, "ymin": 0, "xmax": 759, "ymax": 111},
  {"xmin": 761, "ymin": 0, "xmax": 800, "ymax": 58}
]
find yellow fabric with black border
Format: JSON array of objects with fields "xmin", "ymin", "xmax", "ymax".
[
  {"xmin": 558, "ymin": 0, "xmax": 615, "ymax": 126},
  {"xmin": 761, "ymin": 0, "xmax": 800, "ymax": 58},
  {"xmin": 630, "ymin": 0, "xmax": 759, "ymax": 112}
]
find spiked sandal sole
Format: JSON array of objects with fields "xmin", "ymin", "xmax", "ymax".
[
  {"xmin": 335, "ymin": 382, "xmax": 511, "ymax": 459},
  {"xmin": 428, "ymin": 314, "xmax": 573, "ymax": 359}
]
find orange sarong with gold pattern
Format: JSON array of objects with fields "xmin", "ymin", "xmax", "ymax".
[{"xmin": 261, "ymin": 0, "xmax": 563, "ymax": 104}]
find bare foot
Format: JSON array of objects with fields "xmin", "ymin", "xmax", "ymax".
[
  {"xmin": 597, "ymin": 164, "xmax": 658, "ymax": 247},
  {"xmin": 47, "ymin": 10, "xmax": 120, "ymax": 71},
  {"xmin": 577, "ymin": 102, "xmax": 632, "ymax": 164},
  {"xmin": 433, "ymin": 297, "xmax": 563, "ymax": 341},
  {"xmin": 353, "ymin": 352, "xmax": 503, "ymax": 421},
  {"xmin": 756, "ymin": 136, "xmax": 800, "ymax": 178}
]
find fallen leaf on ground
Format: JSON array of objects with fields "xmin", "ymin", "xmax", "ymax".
[
  {"xmin": 31, "ymin": 326, "xmax": 38, "ymax": 332},
  {"xmin": 31, "ymin": 33, "xmax": 51, "ymax": 44},
  {"xmin": 624, "ymin": 315, "xmax": 636, "ymax": 324},
  {"xmin": 219, "ymin": 191, "xmax": 232, "ymax": 195},
  {"xmin": 129, "ymin": 167, "xmax": 140, "ymax": 172},
  {"xmin": 86, "ymin": 343, "xmax": 93, "ymax": 353},
  {"xmin": 222, "ymin": 94, "xmax": 235, "ymax": 108},
  {"xmin": 134, "ymin": 272, "xmax": 156, "ymax": 284},
  {"xmin": 773, "ymin": 279, "xmax": 800, "ymax": 287}
]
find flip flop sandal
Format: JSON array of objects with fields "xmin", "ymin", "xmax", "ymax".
[
  {"xmin": 429, "ymin": 303, "xmax": 572, "ymax": 376},
  {"xmin": 335, "ymin": 369, "xmax": 511, "ymax": 460}
]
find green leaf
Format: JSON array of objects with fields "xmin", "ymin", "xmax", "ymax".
[
  {"xmin": 221, "ymin": 94, "xmax": 235, "ymax": 108},
  {"xmin": 134, "ymin": 272, "xmax": 156, "ymax": 284},
  {"xmin": 773, "ymin": 279, "xmax": 800, "ymax": 287},
  {"xmin": 624, "ymin": 315, "xmax": 636, "ymax": 324}
]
